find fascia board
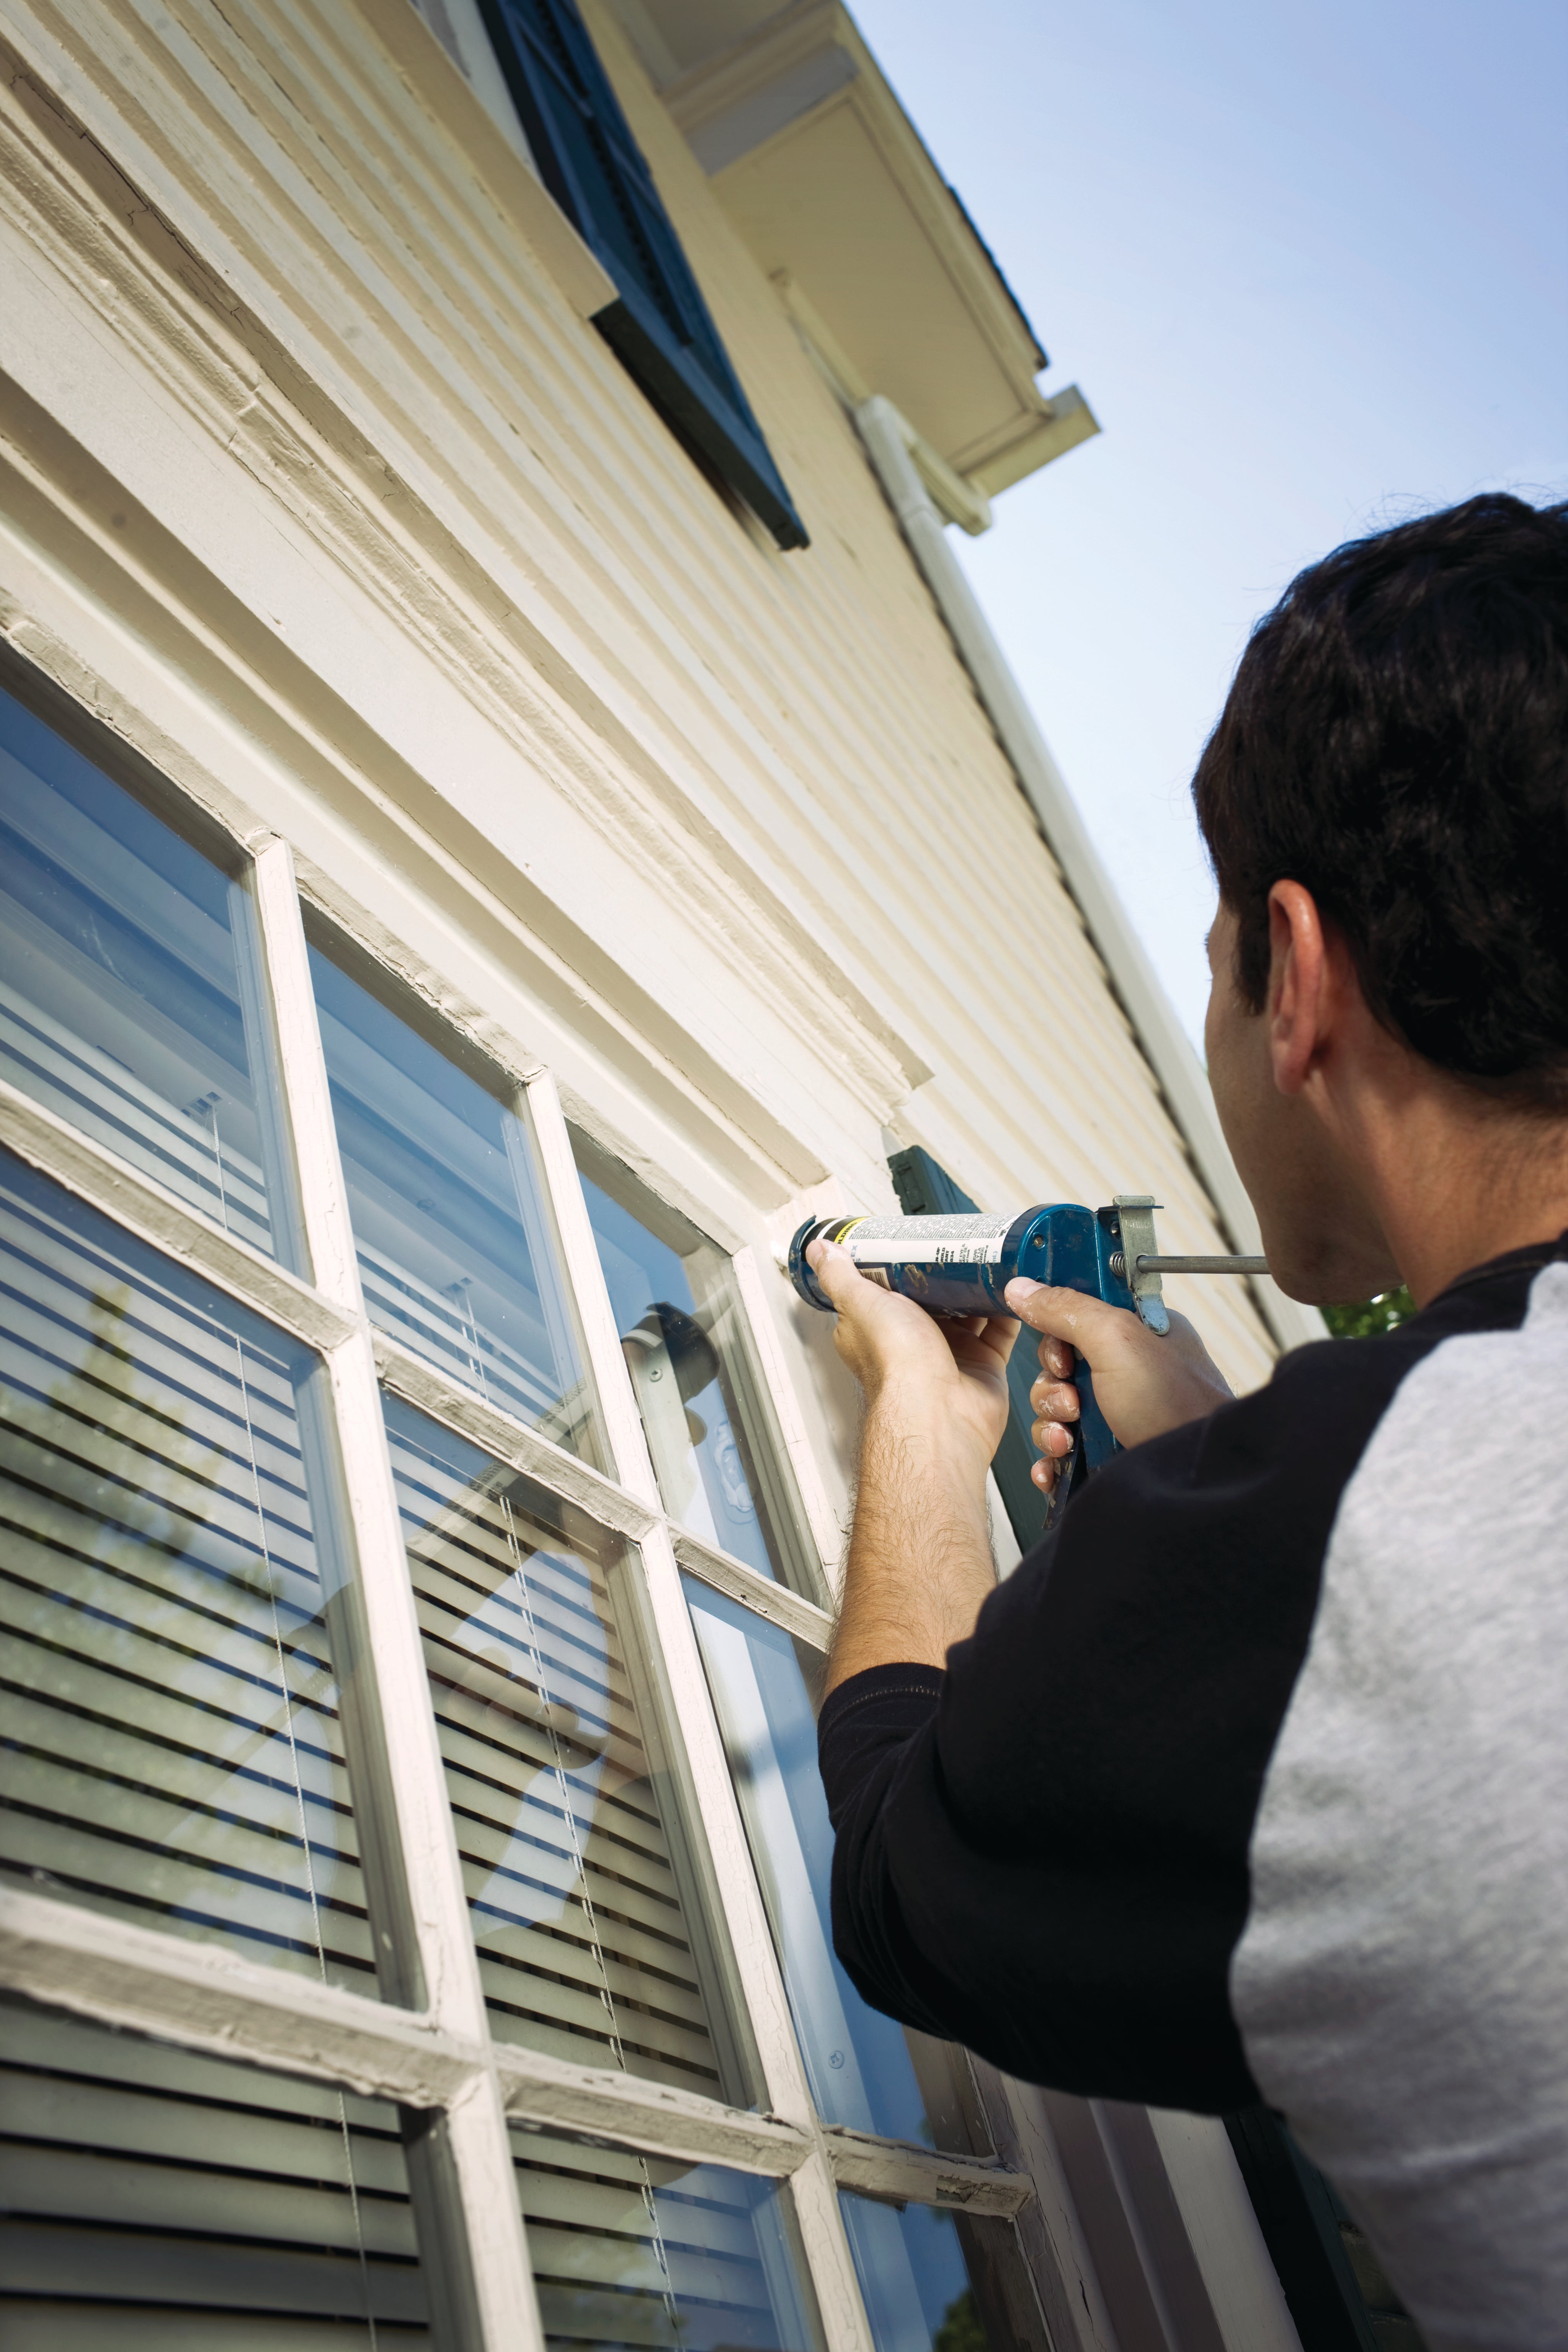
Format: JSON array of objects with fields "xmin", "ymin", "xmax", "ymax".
[
  {"xmin": 964, "ymin": 387, "xmax": 1103, "ymax": 496},
  {"xmin": 666, "ymin": 2, "xmax": 1049, "ymax": 430}
]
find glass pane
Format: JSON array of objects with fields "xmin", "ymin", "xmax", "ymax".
[
  {"xmin": 311, "ymin": 943, "xmax": 601, "ymax": 1463},
  {"xmin": 840, "ymin": 2193, "xmax": 1018, "ymax": 2352},
  {"xmin": 0, "ymin": 1996, "xmax": 427, "ymax": 2345},
  {"xmin": 513, "ymin": 2128, "xmax": 822, "ymax": 2352},
  {"xmin": 0, "ymin": 1151, "xmax": 375, "ymax": 1992},
  {"xmin": 385, "ymin": 1395, "xmax": 745, "ymax": 2100},
  {"xmin": 685, "ymin": 1581, "xmax": 982, "ymax": 2152},
  {"xmin": 574, "ymin": 1143, "xmax": 810, "ymax": 1589},
  {"xmin": 0, "ymin": 680, "xmax": 286, "ymax": 1263}
]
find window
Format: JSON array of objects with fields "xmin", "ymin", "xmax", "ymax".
[
  {"xmin": 512, "ymin": 2129, "xmax": 822, "ymax": 2350},
  {"xmin": 475, "ymin": 0, "xmax": 809, "ymax": 550},
  {"xmin": 0, "ymin": 680, "xmax": 290, "ymax": 1265},
  {"xmin": 686, "ymin": 1583, "xmax": 1036, "ymax": 2348},
  {"xmin": 1, "ymin": 1997, "xmax": 428, "ymax": 2344},
  {"xmin": 0, "ymin": 656, "xmax": 1048, "ymax": 2349},
  {"xmin": 0, "ymin": 1157, "xmax": 379, "ymax": 1993},
  {"xmin": 310, "ymin": 934, "xmax": 603, "ymax": 1466},
  {"xmin": 574, "ymin": 1132, "xmax": 820, "ymax": 1596},
  {"xmin": 385, "ymin": 1394, "xmax": 751, "ymax": 2102}
]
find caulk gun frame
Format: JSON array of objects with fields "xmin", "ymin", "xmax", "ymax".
[{"xmin": 1109, "ymin": 1253, "xmax": 1270, "ymax": 1278}]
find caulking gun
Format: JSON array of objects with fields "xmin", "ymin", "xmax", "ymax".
[{"xmin": 788, "ymin": 1195, "xmax": 1266, "ymax": 1480}]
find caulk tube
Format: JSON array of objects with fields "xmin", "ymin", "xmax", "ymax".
[{"xmin": 788, "ymin": 1204, "xmax": 1131, "ymax": 1471}]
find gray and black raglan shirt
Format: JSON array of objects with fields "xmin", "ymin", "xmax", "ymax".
[{"xmin": 818, "ymin": 1238, "xmax": 1568, "ymax": 2352}]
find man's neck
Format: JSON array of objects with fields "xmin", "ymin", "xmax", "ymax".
[{"xmin": 1359, "ymin": 1082, "xmax": 1568, "ymax": 1307}]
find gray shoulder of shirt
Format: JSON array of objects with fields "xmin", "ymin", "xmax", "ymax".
[{"xmin": 1231, "ymin": 1259, "xmax": 1568, "ymax": 2352}]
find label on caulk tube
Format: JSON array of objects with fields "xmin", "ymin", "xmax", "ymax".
[{"xmin": 840, "ymin": 1213, "xmax": 1013, "ymax": 1267}]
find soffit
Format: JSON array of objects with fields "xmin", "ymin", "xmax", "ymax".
[{"xmin": 629, "ymin": 0, "xmax": 1063, "ymax": 483}]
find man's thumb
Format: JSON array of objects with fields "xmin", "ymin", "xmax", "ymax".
[
  {"xmin": 1004, "ymin": 1279, "xmax": 1121, "ymax": 1349},
  {"xmin": 805, "ymin": 1236, "xmax": 864, "ymax": 1306}
]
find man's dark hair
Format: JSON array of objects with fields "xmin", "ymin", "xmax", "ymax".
[{"xmin": 1193, "ymin": 493, "xmax": 1568, "ymax": 1106}]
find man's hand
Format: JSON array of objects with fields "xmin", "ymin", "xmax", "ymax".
[
  {"xmin": 805, "ymin": 1238, "xmax": 1017, "ymax": 1473},
  {"xmin": 1004, "ymin": 1278, "xmax": 1233, "ymax": 1495},
  {"xmin": 806, "ymin": 1237, "xmax": 1016, "ymax": 1692}
]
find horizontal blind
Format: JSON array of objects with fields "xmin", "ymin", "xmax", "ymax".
[
  {"xmin": 310, "ymin": 947, "xmax": 599, "ymax": 1460},
  {"xmin": 383, "ymin": 1396, "xmax": 725, "ymax": 2094},
  {"xmin": 512, "ymin": 2128, "xmax": 819, "ymax": 2352},
  {"xmin": 0, "ymin": 1996, "xmax": 426, "ymax": 2347},
  {"xmin": 0, "ymin": 1151, "xmax": 373, "ymax": 1991},
  {"xmin": 0, "ymin": 978, "xmax": 271, "ymax": 1254}
]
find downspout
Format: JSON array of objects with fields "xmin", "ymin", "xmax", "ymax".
[{"xmin": 855, "ymin": 395, "xmax": 1323, "ymax": 1356}]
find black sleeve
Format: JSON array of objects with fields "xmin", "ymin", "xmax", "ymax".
[{"xmin": 817, "ymin": 1332, "xmax": 1431, "ymax": 2114}]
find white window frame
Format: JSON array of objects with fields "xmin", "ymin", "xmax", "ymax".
[{"xmin": 0, "ymin": 774, "xmax": 1042, "ymax": 2352}]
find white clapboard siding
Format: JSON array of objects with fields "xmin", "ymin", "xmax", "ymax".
[{"xmin": 0, "ymin": 0, "xmax": 1283, "ymax": 1400}]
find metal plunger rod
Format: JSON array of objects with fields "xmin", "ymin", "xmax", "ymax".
[{"xmin": 1110, "ymin": 1252, "xmax": 1270, "ymax": 1278}]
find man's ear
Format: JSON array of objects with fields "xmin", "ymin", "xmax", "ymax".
[{"xmin": 1266, "ymin": 880, "xmax": 1331, "ymax": 1097}]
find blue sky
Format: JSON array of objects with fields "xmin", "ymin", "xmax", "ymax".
[{"xmin": 851, "ymin": 0, "xmax": 1568, "ymax": 1047}]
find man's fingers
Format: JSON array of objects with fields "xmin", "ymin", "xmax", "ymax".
[
  {"xmin": 805, "ymin": 1236, "xmax": 875, "ymax": 1309},
  {"xmin": 977, "ymin": 1314, "xmax": 1020, "ymax": 1363},
  {"xmin": 1032, "ymin": 1416, "xmax": 1075, "ymax": 1457},
  {"xmin": 1005, "ymin": 1278, "xmax": 1127, "ymax": 1351},
  {"xmin": 1030, "ymin": 1378, "xmax": 1079, "ymax": 1421}
]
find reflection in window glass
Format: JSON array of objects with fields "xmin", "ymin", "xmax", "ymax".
[
  {"xmin": 684, "ymin": 1581, "xmax": 980, "ymax": 2153},
  {"xmin": 513, "ymin": 2128, "xmax": 822, "ymax": 2352},
  {"xmin": 0, "ymin": 1996, "xmax": 427, "ymax": 2344},
  {"xmin": 0, "ymin": 1152, "xmax": 375, "ymax": 1992},
  {"xmin": 0, "ymin": 679, "xmax": 287, "ymax": 1262},
  {"xmin": 310, "ymin": 944, "xmax": 600, "ymax": 1463},
  {"xmin": 575, "ymin": 1147, "xmax": 807, "ymax": 1588},
  {"xmin": 840, "ymin": 2192, "xmax": 1012, "ymax": 2352},
  {"xmin": 385, "ymin": 1396, "xmax": 745, "ymax": 2102}
]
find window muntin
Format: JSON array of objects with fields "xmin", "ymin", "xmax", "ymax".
[
  {"xmin": 0, "ymin": 681, "xmax": 287, "ymax": 1264},
  {"xmin": 0, "ymin": 1996, "xmax": 428, "ymax": 2342},
  {"xmin": 386, "ymin": 1394, "xmax": 747, "ymax": 2101},
  {"xmin": 575, "ymin": 1142, "xmax": 813, "ymax": 1592},
  {"xmin": 0, "ymin": 1152, "xmax": 375, "ymax": 1993},
  {"xmin": 684, "ymin": 1580, "xmax": 982, "ymax": 2155},
  {"xmin": 0, "ymin": 660, "xmax": 1054, "ymax": 2345},
  {"xmin": 511, "ymin": 2128, "xmax": 823, "ymax": 2352},
  {"xmin": 310, "ymin": 942, "xmax": 603, "ymax": 1466}
]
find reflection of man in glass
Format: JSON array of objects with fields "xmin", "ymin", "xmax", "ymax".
[
  {"xmin": 621, "ymin": 1302, "xmax": 719, "ymax": 1522},
  {"xmin": 809, "ymin": 500, "xmax": 1568, "ymax": 2350}
]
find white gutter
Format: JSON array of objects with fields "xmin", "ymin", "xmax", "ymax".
[{"xmin": 856, "ymin": 394, "xmax": 1323, "ymax": 1354}]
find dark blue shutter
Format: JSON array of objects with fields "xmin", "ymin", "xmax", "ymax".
[
  {"xmin": 886, "ymin": 1145, "xmax": 1049, "ymax": 1555},
  {"xmin": 1223, "ymin": 2109, "xmax": 1409, "ymax": 2349},
  {"xmin": 478, "ymin": 0, "xmax": 809, "ymax": 550}
]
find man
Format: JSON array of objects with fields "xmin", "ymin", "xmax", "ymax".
[{"xmin": 809, "ymin": 495, "xmax": 1568, "ymax": 2352}]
